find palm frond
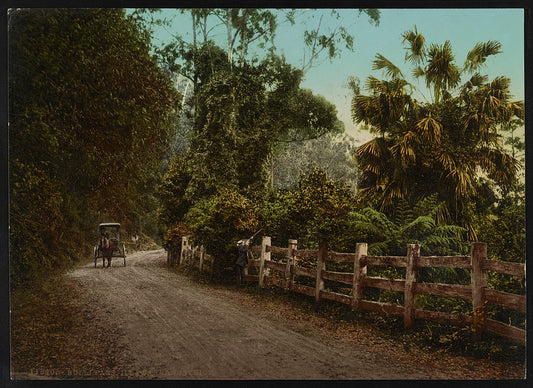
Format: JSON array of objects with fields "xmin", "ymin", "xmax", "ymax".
[
  {"xmin": 354, "ymin": 138, "xmax": 385, "ymax": 159},
  {"xmin": 462, "ymin": 112, "xmax": 490, "ymax": 139},
  {"xmin": 401, "ymin": 26, "xmax": 426, "ymax": 65},
  {"xmin": 425, "ymin": 41, "xmax": 461, "ymax": 99},
  {"xmin": 412, "ymin": 66, "xmax": 425, "ymax": 79},
  {"xmin": 460, "ymin": 73, "xmax": 488, "ymax": 94},
  {"xmin": 380, "ymin": 183, "xmax": 405, "ymax": 211},
  {"xmin": 447, "ymin": 167, "xmax": 476, "ymax": 200},
  {"xmin": 390, "ymin": 130, "xmax": 417, "ymax": 164},
  {"xmin": 464, "ymin": 40, "xmax": 502, "ymax": 73},
  {"xmin": 485, "ymin": 76, "xmax": 511, "ymax": 102},
  {"xmin": 481, "ymin": 147, "xmax": 517, "ymax": 188},
  {"xmin": 436, "ymin": 149, "xmax": 456, "ymax": 173},
  {"xmin": 416, "ymin": 115, "xmax": 443, "ymax": 144},
  {"xmin": 509, "ymin": 101, "xmax": 524, "ymax": 120},
  {"xmin": 372, "ymin": 53, "xmax": 404, "ymax": 79},
  {"xmin": 351, "ymin": 94, "xmax": 372, "ymax": 124},
  {"xmin": 364, "ymin": 75, "xmax": 382, "ymax": 93}
]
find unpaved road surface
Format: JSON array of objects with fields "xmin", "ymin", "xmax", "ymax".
[{"xmin": 53, "ymin": 249, "xmax": 522, "ymax": 380}]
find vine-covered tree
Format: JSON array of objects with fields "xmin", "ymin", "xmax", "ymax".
[
  {"xmin": 9, "ymin": 9, "xmax": 180, "ymax": 286},
  {"xmin": 350, "ymin": 27, "xmax": 524, "ymax": 237},
  {"xmin": 185, "ymin": 68, "xmax": 274, "ymax": 201}
]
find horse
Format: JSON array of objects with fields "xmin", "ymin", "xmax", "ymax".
[{"xmin": 100, "ymin": 233, "xmax": 115, "ymax": 268}]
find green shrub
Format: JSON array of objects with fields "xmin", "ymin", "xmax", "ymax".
[{"xmin": 184, "ymin": 187, "xmax": 260, "ymax": 280}]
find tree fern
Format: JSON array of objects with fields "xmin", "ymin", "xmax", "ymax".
[
  {"xmin": 391, "ymin": 197, "xmax": 414, "ymax": 226},
  {"xmin": 402, "ymin": 215, "xmax": 436, "ymax": 239},
  {"xmin": 412, "ymin": 193, "xmax": 439, "ymax": 218}
]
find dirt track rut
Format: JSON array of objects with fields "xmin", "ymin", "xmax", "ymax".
[{"xmin": 65, "ymin": 249, "xmax": 519, "ymax": 379}]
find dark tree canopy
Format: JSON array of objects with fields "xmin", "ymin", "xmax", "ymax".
[{"xmin": 9, "ymin": 8, "xmax": 180, "ymax": 286}]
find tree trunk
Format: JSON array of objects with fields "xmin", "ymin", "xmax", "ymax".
[{"xmin": 226, "ymin": 9, "xmax": 233, "ymax": 66}]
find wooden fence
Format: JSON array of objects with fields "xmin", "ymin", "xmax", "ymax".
[
  {"xmin": 174, "ymin": 236, "xmax": 526, "ymax": 345},
  {"xmin": 167, "ymin": 236, "xmax": 214, "ymax": 277}
]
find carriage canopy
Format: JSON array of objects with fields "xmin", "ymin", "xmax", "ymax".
[{"xmin": 99, "ymin": 223, "xmax": 121, "ymax": 240}]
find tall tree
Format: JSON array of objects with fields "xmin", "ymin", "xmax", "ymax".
[
  {"xmin": 185, "ymin": 68, "xmax": 273, "ymax": 201},
  {"xmin": 350, "ymin": 27, "xmax": 523, "ymax": 237}
]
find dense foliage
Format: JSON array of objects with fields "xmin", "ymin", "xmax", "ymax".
[
  {"xmin": 186, "ymin": 69, "xmax": 274, "ymax": 201},
  {"xmin": 261, "ymin": 168, "xmax": 356, "ymax": 250},
  {"xmin": 9, "ymin": 9, "xmax": 180, "ymax": 286},
  {"xmin": 156, "ymin": 45, "xmax": 346, "ymax": 276},
  {"xmin": 184, "ymin": 188, "xmax": 261, "ymax": 278}
]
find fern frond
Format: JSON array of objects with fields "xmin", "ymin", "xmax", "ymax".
[
  {"xmin": 402, "ymin": 215, "xmax": 436, "ymax": 238},
  {"xmin": 368, "ymin": 240, "xmax": 390, "ymax": 256},
  {"xmin": 412, "ymin": 193, "xmax": 439, "ymax": 218},
  {"xmin": 392, "ymin": 197, "xmax": 414, "ymax": 226}
]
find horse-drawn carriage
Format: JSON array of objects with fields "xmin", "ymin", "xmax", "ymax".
[{"xmin": 94, "ymin": 223, "xmax": 126, "ymax": 267}]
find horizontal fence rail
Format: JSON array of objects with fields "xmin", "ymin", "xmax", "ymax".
[{"xmin": 170, "ymin": 236, "xmax": 525, "ymax": 345}]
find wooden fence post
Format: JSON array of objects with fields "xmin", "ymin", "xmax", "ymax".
[
  {"xmin": 180, "ymin": 236, "xmax": 188, "ymax": 265},
  {"xmin": 352, "ymin": 243, "xmax": 368, "ymax": 309},
  {"xmin": 199, "ymin": 245, "xmax": 205, "ymax": 272},
  {"xmin": 285, "ymin": 239, "xmax": 297, "ymax": 290},
  {"xmin": 471, "ymin": 242, "xmax": 488, "ymax": 338},
  {"xmin": 259, "ymin": 236, "xmax": 271, "ymax": 288},
  {"xmin": 404, "ymin": 244, "xmax": 420, "ymax": 329},
  {"xmin": 315, "ymin": 241, "xmax": 327, "ymax": 302}
]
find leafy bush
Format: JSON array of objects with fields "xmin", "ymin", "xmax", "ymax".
[
  {"xmin": 260, "ymin": 167, "xmax": 356, "ymax": 250},
  {"xmin": 163, "ymin": 222, "xmax": 192, "ymax": 253},
  {"xmin": 184, "ymin": 187, "xmax": 260, "ymax": 279},
  {"xmin": 157, "ymin": 155, "xmax": 192, "ymax": 230}
]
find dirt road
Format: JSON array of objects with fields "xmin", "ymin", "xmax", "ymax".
[{"xmin": 60, "ymin": 249, "xmax": 522, "ymax": 380}]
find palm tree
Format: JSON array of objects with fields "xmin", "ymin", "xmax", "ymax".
[{"xmin": 351, "ymin": 27, "xmax": 524, "ymax": 238}]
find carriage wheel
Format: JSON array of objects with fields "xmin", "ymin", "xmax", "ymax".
[
  {"xmin": 94, "ymin": 247, "xmax": 98, "ymax": 268},
  {"xmin": 123, "ymin": 244, "xmax": 126, "ymax": 267}
]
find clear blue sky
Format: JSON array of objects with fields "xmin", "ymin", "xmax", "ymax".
[{"xmin": 143, "ymin": 8, "xmax": 525, "ymax": 145}]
